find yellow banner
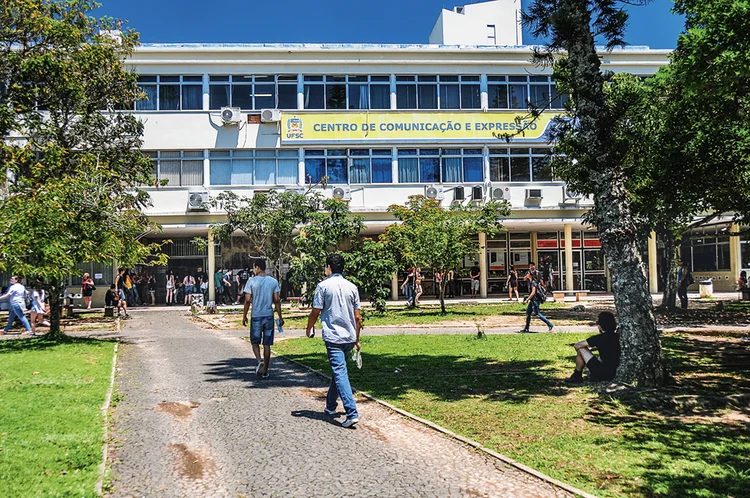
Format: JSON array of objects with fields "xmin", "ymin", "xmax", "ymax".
[{"xmin": 280, "ymin": 111, "xmax": 557, "ymax": 144}]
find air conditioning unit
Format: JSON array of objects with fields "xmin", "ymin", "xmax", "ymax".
[
  {"xmin": 526, "ymin": 188, "xmax": 543, "ymax": 202},
  {"xmin": 187, "ymin": 191, "xmax": 209, "ymax": 211},
  {"xmin": 490, "ymin": 186, "xmax": 506, "ymax": 201},
  {"xmin": 563, "ymin": 185, "xmax": 583, "ymax": 199},
  {"xmin": 260, "ymin": 108, "xmax": 282, "ymax": 123},
  {"xmin": 453, "ymin": 186, "xmax": 465, "ymax": 202},
  {"xmin": 425, "ymin": 184, "xmax": 444, "ymax": 200},
  {"xmin": 332, "ymin": 186, "xmax": 351, "ymax": 201},
  {"xmin": 220, "ymin": 107, "xmax": 242, "ymax": 125},
  {"xmin": 471, "ymin": 185, "xmax": 484, "ymax": 202}
]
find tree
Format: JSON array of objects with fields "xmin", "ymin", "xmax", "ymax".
[
  {"xmin": 640, "ymin": 0, "xmax": 750, "ymax": 309},
  {"xmin": 523, "ymin": 0, "xmax": 664, "ymax": 385},
  {"xmin": 0, "ymin": 0, "xmax": 163, "ymax": 338},
  {"xmin": 289, "ymin": 198, "xmax": 364, "ymax": 304},
  {"xmin": 342, "ymin": 238, "xmax": 398, "ymax": 314},
  {"xmin": 382, "ymin": 195, "xmax": 509, "ymax": 314},
  {"xmin": 208, "ymin": 189, "xmax": 323, "ymax": 279}
]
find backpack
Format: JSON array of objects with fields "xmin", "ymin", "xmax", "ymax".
[
  {"xmin": 685, "ymin": 271, "xmax": 695, "ymax": 286},
  {"xmin": 24, "ymin": 290, "xmax": 33, "ymax": 309},
  {"xmin": 535, "ymin": 282, "xmax": 547, "ymax": 303}
]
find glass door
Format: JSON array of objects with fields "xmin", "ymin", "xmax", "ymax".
[{"xmin": 560, "ymin": 250, "xmax": 583, "ymax": 290}]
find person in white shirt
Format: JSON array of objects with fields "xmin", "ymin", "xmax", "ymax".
[
  {"xmin": 305, "ymin": 254, "xmax": 362, "ymax": 428},
  {"xmin": 1, "ymin": 276, "xmax": 32, "ymax": 335}
]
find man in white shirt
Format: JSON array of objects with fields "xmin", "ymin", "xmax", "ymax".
[
  {"xmin": 305, "ymin": 254, "xmax": 362, "ymax": 428},
  {"xmin": 1, "ymin": 276, "xmax": 32, "ymax": 335}
]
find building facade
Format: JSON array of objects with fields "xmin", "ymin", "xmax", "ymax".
[{"xmin": 63, "ymin": 1, "xmax": 750, "ymax": 304}]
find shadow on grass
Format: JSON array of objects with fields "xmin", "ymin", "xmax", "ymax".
[
  {"xmin": 584, "ymin": 333, "xmax": 750, "ymax": 497},
  {"xmin": 587, "ymin": 406, "xmax": 750, "ymax": 498},
  {"xmin": 280, "ymin": 351, "xmax": 567, "ymax": 404},
  {"xmin": 0, "ymin": 335, "xmax": 115, "ymax": 353}
]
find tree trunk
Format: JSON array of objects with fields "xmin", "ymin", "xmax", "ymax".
[
  {"xmin": 47, "ymin": 278, "xmax": 64, "ymax": 339},
  {"xmin": 659, "ymin": 231, "xmax": 679, "ymax": 312},
  {"xmin": 439, "ymin": 279, "xmax": 446, "ymax": 314}
]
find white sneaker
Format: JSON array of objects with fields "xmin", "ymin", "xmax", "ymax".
[
  {"xmin": 255, "ymin": 361, "xmax": 264, "ymax": 375},
  {"xmin": 341, "ymin": 417, "xmax": 359, "ymax": 428}
]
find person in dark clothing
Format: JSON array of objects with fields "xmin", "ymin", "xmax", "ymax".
[
  {"xmin": 677, "ymin": 260, "xmax": 692, "ymax": 310},
  {"xmin": 520, "ymin": 270, "xmax": 553, "ymax": 332},
  {"xmin": 567, "ymin": 311, "xmax": 621, "ymax": 383}
]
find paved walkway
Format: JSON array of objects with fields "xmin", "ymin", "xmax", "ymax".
[{"xmin": 107, "ymin": 310, "xmax": 574, "ymax": 497}]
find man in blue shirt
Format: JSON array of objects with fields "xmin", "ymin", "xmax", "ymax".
[
  {"xmin": 242, "ymin": 259, "xmax": 283, "ymax": 378},
  {"xmin": 305, "ymin": 253, "xmax": 362, "ymax": 428}
]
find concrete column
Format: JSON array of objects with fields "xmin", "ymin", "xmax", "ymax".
[
  {"xmin": 391, "ymin": 273, "xmax": 399, "ymax": 301},
  {"xmin": 208, "ymin": 229, "xmax": 216, "ymax": 302},
  {"xmin": 479, "ymin": 232, "xmax": 488, "ymax": 298},
  {"xmin": 391, "ymin": 146, "xmax": 399, "ymax": 184},
  {"xmin": 564, "ymin": 223, "xmax": 574, "ymax": 290},
  {"xmin": 605, "ymin": 255, "xmax": 612, "ymax": 293},
  {"xmin": 530, "ymin": 231, "xmax": 538, "ymax": 267},
  {"xmin": 203, "ymin": 149, "xmax": 210, "ymax": 188},
  {"xmin": 480, "ymin": 74, "xmax": 489, "ymax": 110},
  {"xmin": 730, "ymin": 222, "xmax": 742, "ymax": 283},
  {"xmin": 648, "ymin": 231, "xmax": 659, "ymax": 294},
  {"xmin": 390, "ymin": 74, "xmax": 397, "ymax": 109},
  {"xmin": 296, "ymin": 74, "xmax": 304, "ymax": 110},
  {"xmin": 298, "ymin": 147, "xmax": 305, "ymax": 186},
  {"xmin": 202, "ymin": 73, "xmax": 209, "ymax": 110}
]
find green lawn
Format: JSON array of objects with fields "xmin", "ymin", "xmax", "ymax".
[
  {"xmin": 231, "ymin": 301, "xmax": 572, "ymax": 329},
  {"xmin": 0, "ymin": 337, "xmax": 116, "ymax": 497},
  {"xmin": 273, "ymin": 333, "xmax": 750, "ymax": 498}
]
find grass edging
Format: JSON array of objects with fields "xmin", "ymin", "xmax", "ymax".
[
  {"xmin": 95, "ymin": 341, "xmax": 119, "ymax": 496},
  {"xmin": 273, "ymin": 350, "xmax": 598, "ymax": 498}
]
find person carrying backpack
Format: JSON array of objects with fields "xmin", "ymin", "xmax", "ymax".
[
  {"xmin": 678, "ymin": 260, "xmax": 694, "ymax": 310},
  {"xmin": 520, "ymin": 268, "xmax": 554, "ymax": 333}
]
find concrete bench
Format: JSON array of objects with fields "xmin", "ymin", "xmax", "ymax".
[
  {"xmin": 741, "ymin": 288, "xmax": 750, "ymax": 301},
  {"xmin": 552, "ymin": 290, "xmax": 590, "ymax": 302}
]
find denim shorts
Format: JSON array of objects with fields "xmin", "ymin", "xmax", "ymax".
[{"xmin": 250, "ymin": 316, "xmax": 275, "ymax": 346}]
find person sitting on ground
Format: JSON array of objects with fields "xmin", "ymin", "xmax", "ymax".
[
  {"xmin": 106, "ymin": 284, "xmax": 129, "ymax": 318},
  {"xmin": 567, "ymin": 311, "xmax": 621, "ymax": 384}
]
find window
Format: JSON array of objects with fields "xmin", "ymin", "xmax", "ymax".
[
  {"xmin": 209, "ymin": 75, "xmax": 296, "ymax": 110},
  {"xmin": 209, "ymin": 149, "xmax": 298, "ymax": 186},
  {"xmin": 397, "ymin": 75, "xmax": 480, "ymax": 110},
  {"xmin": 304, "ymin": 149, "xmax": 347, "ymax": 184},
  {"xmin": 399, "ymin": 148, "xmax": 484, "ymax": 183},
  {"xmin": 303, "ymin": 75, "xmax": 391, "ymax": 110},
  {"xmin": 490, "ymin": 148, "xmax": 553, "ymax": 182},
  {"xmin": 487, "ymin": 25, "xmax": 496, "ymax": 45},
  {"xmin": 349, "ymin": 149, "xmax": 393, "ymax": 184},
  {"xmin": 304, "ymin": 149, "xmax": 393, "ymax": 184},
  {"xmin": 136, "ymin": 75, "xmax": 202, "ymax": 111},
  {"xmin": 488, "ymin": 75, "xmax": 568, "ymax": 110},
  {"xmin": 681, "ymin": 227, "xmax": 731, "ymax": 272},
  {"xmin": 146, "ymin": 151, "xmax": 204, "ymax": 186}
]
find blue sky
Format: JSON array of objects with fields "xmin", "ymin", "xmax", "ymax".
[{"xmin": 94, "ymin": 0, "xmax": 684, "ymax": 49}]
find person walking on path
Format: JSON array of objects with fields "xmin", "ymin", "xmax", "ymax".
[
  {"xmin": 81, "ymin": 272, "xmax": 95, "ymax": 309},
  {"xmin": 469, "ymin": 262, "xmax": 480, "ymax": 297},
  {"xmin": 305, "ymin": 253, "xmax": 362, "ymax": 428},
  {"xmin": 1, "ymin": 276, "xmax": 32, "ymax": 335},
  {"xmin": 520, "ymin": 270, "xmax": 553, "ymax": 333},
  {"xmin": 506, "ymin": 265, "xmax": 520, "ymax": 301},
  {"xmin": 241, "ymin": 259, "xmax": 284, "ymax": 378},
  {"xmin": 30, "ymin": 281, "xmax": 49, "ymax": 334}
]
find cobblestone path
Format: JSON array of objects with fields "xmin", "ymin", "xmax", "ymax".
[{"xmin": 108, "ymin": 310, "xmax": 574, "ymax": 497}]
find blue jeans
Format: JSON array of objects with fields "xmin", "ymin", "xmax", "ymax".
[
  {"xmin": 4, "ymin": 303, "xmax": 31, "ymax": 333},
  {"xmin": 525, "ymin": 299, "xmax": 553, "ymax": 329},
  {"xmin": 325, "ymin": 342, "xmax": 358, "ymax": 419},
  {"xmin": 404, "ymin": 284, "xmax": 414, "ymax": 305}
]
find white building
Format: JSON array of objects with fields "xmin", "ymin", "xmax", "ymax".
[{"xmin": 71, "ymin": 0, "xmax": 745, "ymax": 304}]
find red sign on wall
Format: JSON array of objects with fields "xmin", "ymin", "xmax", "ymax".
[
  {"xmin": 537, "ymin": 240, "xmax": 559, "ymax": 249},
  {"xmin": 583, "ymin": 239, "xmax": 602, "ymax": 248},
  {"xmin": 560, "ymin": 239, "xmax": 582, "ymax": 248}
]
